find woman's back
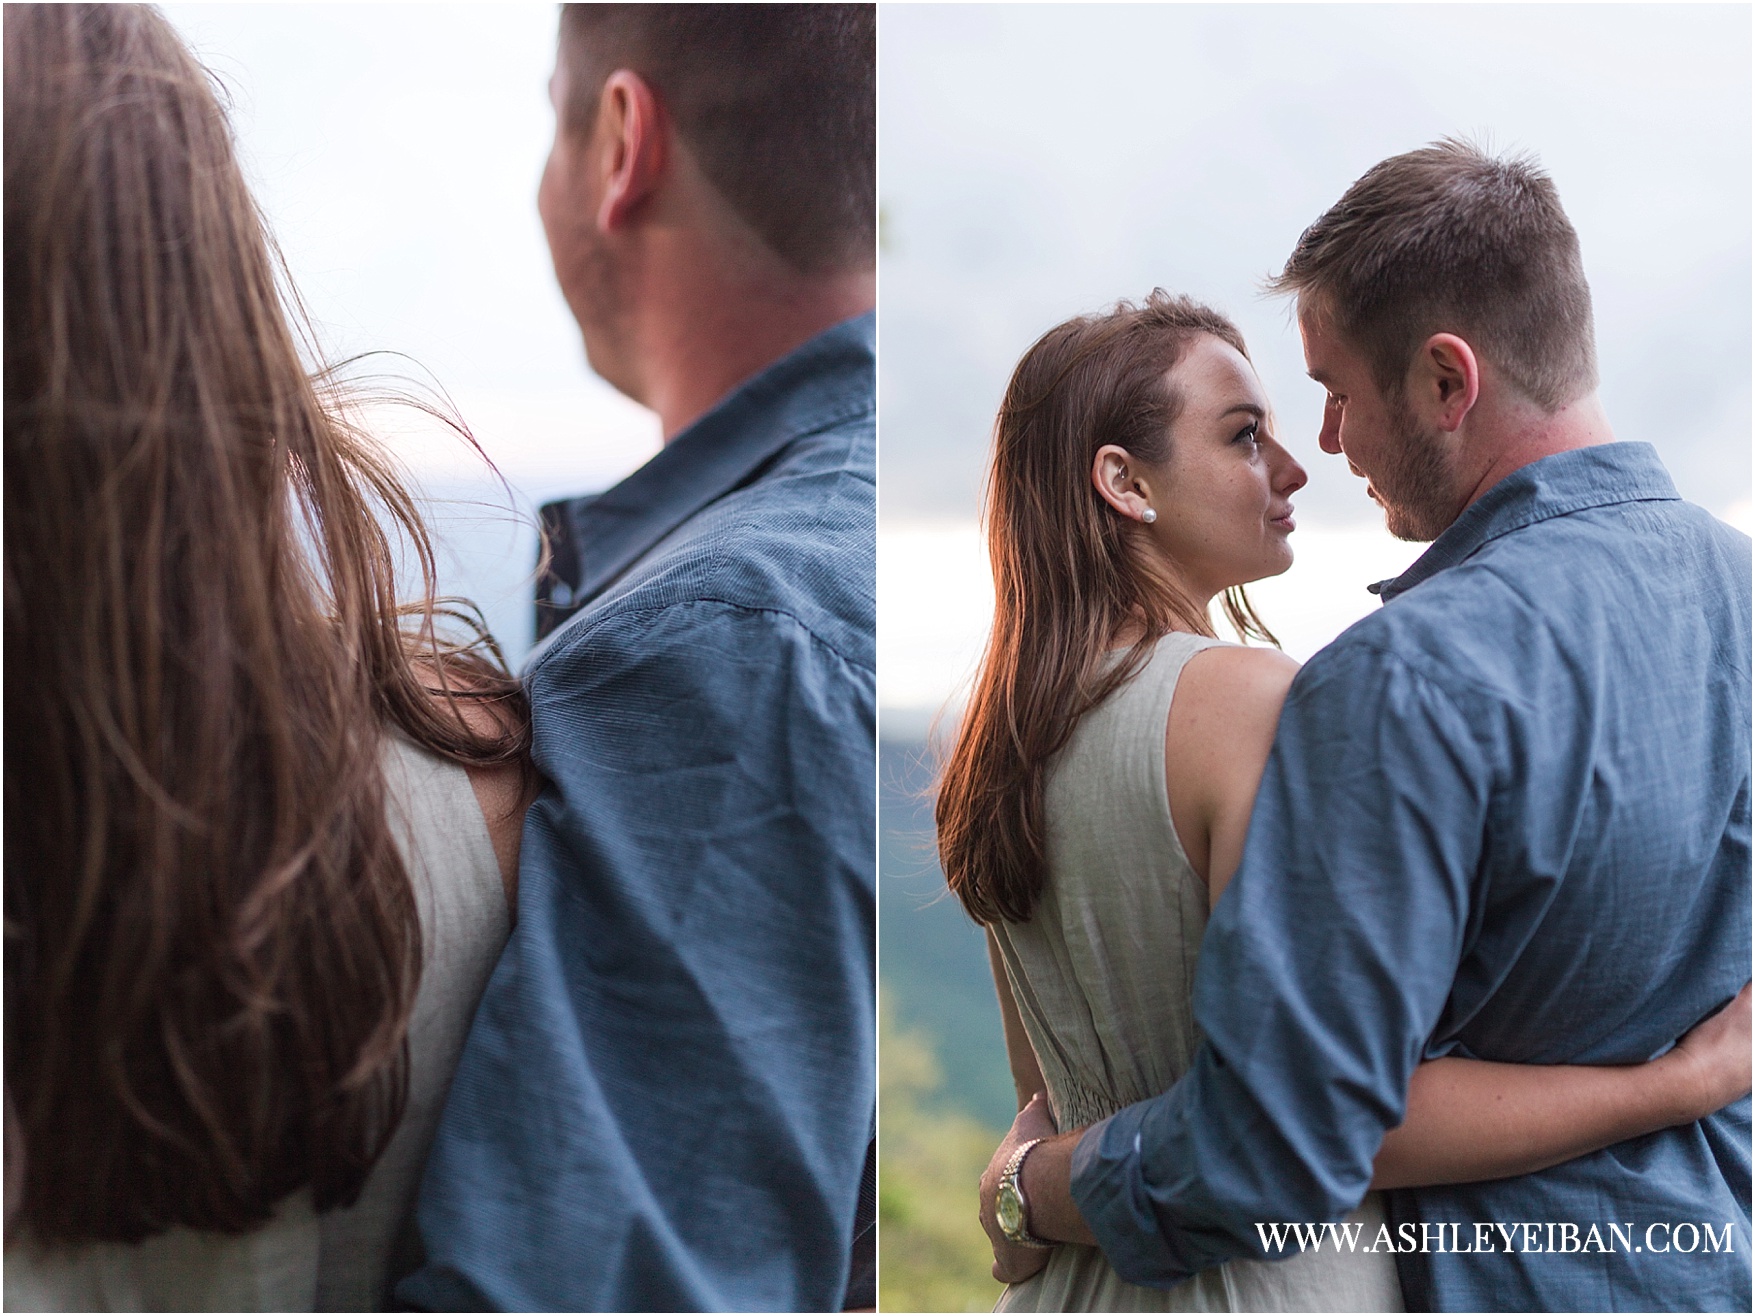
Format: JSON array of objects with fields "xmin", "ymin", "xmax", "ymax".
[
  {"xmin": 991, "ymin": 632, "xmax": 1402, "ymax": 1312},
  {"xmin": 993, "ymin": 633, "xmax": 1217, "ymax": 1133},
  {"xmin": 4, "ymin": 735, "xmax": 511, "ymax": 1312}
]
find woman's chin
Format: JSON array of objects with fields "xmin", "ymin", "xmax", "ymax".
[{"xmin": 1244, "ymin": 544, "xmax": 1296, "ymax": 584}]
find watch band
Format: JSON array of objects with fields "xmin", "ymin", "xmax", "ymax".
[{"xmin": 996, "ymin": 1136, "xmax": 1054, "ymax": 1249}]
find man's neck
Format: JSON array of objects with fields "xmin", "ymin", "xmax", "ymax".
[
  {"xmin": 629, "ymin": 248, "xmax": 874, "ymax": 442},
  {"xmin": 1456, "ymin": 390, "xmax": 1617, "ymax": 515}
]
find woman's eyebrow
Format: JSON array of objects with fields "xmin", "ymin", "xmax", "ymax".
[{"xmin": 1219, "ymin": 402, "xmax": 1265, "ymax": 420}]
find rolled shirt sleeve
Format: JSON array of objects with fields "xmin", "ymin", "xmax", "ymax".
[
  {"xmin": 398, "ymin": 596, "xmax": 876, "ymax": 1311},
  {"xmin": 1071, "ymin": 640, "xmax": 1493, "ymax": 1287}
]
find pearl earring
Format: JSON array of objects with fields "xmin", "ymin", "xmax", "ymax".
[{"xmin": 1141, "ymin": 507, "xmax": 1157, "ymax": 524}]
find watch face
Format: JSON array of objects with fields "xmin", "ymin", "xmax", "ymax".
[{"xmin": 996, "ymin": 1181, "xmax": 1024, "ymax": 1237}]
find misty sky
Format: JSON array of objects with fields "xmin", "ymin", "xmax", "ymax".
[{"xmin": 160, "ymin": 3, "xmax": 662, "ymax": 662}]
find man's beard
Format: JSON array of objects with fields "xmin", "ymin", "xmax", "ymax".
[
  {"xmin": 1372, "ymin": 393, "xmax": 1461, "ymax": 543},
  {"xmin": 567, "ymin": 227, "xmax": 636, "ymax": 396}
]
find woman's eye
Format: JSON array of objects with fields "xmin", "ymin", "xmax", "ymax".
[{"xmin": 1236, "ymin": 420, "xmax": 1261, "ymax": 446}]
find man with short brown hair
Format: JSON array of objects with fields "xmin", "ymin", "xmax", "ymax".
[
  {"xmin": 1269, "ymin": 138, "xmax": 1602, "ymax": 544},
  {"xmin": 1273, "ymin": 138, "xmax": 1598, "ymax": 414},
  {"xmin": 982, "ymin": 141, "xmax": 1751, "ymax": 1311},
  {"xmin": 399, "ymin": 6, "xmax": 875, "ymax": 1310}
]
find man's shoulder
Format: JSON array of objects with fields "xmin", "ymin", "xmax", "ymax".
[
  {"xmin": 1288, "ymin": 562, "xmax": 1574, "ymax": 762},
  {"xmin": 1307, "ymin": 494, "xmax": 1752, "ymax": 711},
  {"xmin": 534, "ymin": 432, "xmax": 875, "ymax": 680},
  {"xmin": 1302, "ymin": 572, "xmax": 1521, "ymax": 704}
]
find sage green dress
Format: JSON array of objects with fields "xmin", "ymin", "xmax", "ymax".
[{"xmin": 991, "ymin": 632, "xmax": 1404, "ymax": 1313}]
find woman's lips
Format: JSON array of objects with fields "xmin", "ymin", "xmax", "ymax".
[{"xmin": 1270, "ymin": 508, "xmax": 1296, "ymax": 532}]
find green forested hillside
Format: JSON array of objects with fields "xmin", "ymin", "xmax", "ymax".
[
  {"xmin": 879, "ymin": 997, "xmax": 1006, "ymax": 1312},
  {"xmin": 880, "ymin": 733, "xmax": 1014, "ymax": 1309},
  {"xmin": 879, "ymin": 736, "xmax": 1014, "ymax": 1129}
]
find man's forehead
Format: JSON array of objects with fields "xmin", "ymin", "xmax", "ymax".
[
  {"xmin": 1295, "ymin": 297, "xmax": 1334, "ymax": 343},
  {"xmin": 547, "ymin": 42, "xmax": 572, "ymax": 102},
  {"xmin": 1295, "ymin": 305, "xmax": 1348, "ymax": 378}
]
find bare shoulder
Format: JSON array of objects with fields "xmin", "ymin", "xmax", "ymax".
[
  {"xmin": 443, "ymin": 687, "xmax": 523, "ymax": 741},
  {"xmin": 1165, "ymin": 645, "xmax": 1301, "ymax": 810},
  {"xmin": 1165, "ymin": 644, "xmax": 1302, "ymax": 893},
  {"xmin": 411, "ymin": 659, "xmax": 528, "ymax": 912},
  {"xmin": 1174, "ymin": 643, "xmax": 1300, "ymax": 728},
  {"xmin": 463, "ymin": 759, "xmax": 525, "ymax": 916}
]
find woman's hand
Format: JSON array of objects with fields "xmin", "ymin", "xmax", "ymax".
[
  {"xmin": 1660, "ymin": 982, "xmax": 1752, "ymax": 1123},
  {"xmin": 978, "ymin": 1092, "xmax": 1058, "ymax": 1284}
]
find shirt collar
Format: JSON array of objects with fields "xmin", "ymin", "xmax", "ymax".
[
  {"xmin": 565, "ymin": 311, "xmax": 875, "ymax": 605},
  {"xmin": 1370, "ymin": 442, "xmax": 1681, "ymax": 603}
]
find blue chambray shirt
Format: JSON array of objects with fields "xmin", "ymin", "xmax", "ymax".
[
  {"xmin": 398, "ymin": 314, "xmax": 876, "ymax": 1312},
  {"xmin": 1071, "ymin": 443, "xmax": 1751, "ymax": 1311}
]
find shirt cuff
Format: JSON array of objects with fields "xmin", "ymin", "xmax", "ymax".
[{"xmin": 1069, "ymin": 1103, "xmax": 1194, "ymax": 1287}]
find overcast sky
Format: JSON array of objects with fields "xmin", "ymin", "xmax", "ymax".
[
  {"xmin": 161, "ymin": 3, "xmax": 662, "ymax": 663},
  {"xmin": 878, "ymin": 2, "xmax": 1751, "ymax": 712}
]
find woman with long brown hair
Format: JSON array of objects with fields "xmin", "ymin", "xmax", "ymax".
[
  {"xmin": 5, "ymin": 6, "xmax": 530, "ymax": 1308},
  {"xmin": 937, "ymin": 292, "xmax": 1750, "ymax": 1311}
]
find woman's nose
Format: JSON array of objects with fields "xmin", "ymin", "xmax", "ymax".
[{"xmin": 1271, "ymin": 440, "xmax": 1307, "ymax": 495}]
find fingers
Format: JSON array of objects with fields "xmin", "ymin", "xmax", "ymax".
[
  {"xmin": 1675, "ymin": 982, "xmax": 1754, "ymax": 1110},
  {"xmin": 990, "ymin": 1244, "xmax": 1052, "ymax": 1285},
  {"xmin": 1015, "ymin": 1091, "xmax": 1057, "ymax": 1139},
  {"xmin": 980, "ymin": 1098, "xmax": 1060, "ymax": 1287}
]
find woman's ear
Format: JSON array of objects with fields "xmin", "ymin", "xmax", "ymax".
[{"xmin": 1092, "ymin": 445, "xmax": 1155, "ymax": 523}]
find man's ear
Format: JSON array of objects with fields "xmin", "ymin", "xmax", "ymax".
[
  {"xmin": 1412, "ymin": 333, "xmax": 1480, "ymax": 433},
  {"xmin": 594, "ymin": 69, "xmax": 668, "ymax": 234}
]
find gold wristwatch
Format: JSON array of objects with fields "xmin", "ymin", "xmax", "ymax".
[{"xmin": 995, "ymin": 1137, "xmax": 1054, "ymax": 1249}]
